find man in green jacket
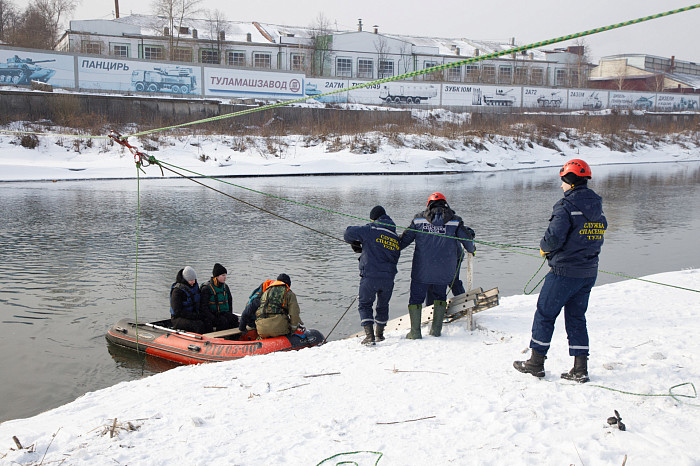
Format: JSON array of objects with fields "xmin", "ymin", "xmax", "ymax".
[
  {"xmin": 200, "ymin": 263, "xmax": 239, "ymax": 331},
  {"xmin": 255, "ymin": 274, "xmax": 303, "ymax": 338}
]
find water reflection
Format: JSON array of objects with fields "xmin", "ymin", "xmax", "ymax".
[{"xmin": 0, "ymin": 162, "xmax": 699, "ymax": 422}]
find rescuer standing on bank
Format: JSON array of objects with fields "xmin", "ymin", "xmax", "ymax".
[{"xmin": 514, "ymin": 159, "xmax": 607, "ymax": 383}]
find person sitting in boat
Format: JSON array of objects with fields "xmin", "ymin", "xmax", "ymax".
[
  {"xmin": 170, "ymin": 266, "xmax": 213, "ymax": 334},
  {"xmin": 200, "ymin": 263, "xmax": 239, "ymax": 331},
  {"xmin": 238, "ymin": 282, "xmax": 265, "ymax": 332},
  {"xmin": 254, "ymin": 273, "xmax": 304, "ymax": 339}
]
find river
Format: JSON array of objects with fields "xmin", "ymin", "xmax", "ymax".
[{"xmin": 1, "ymin": 162, "xmax": 699, "ymax": 422}]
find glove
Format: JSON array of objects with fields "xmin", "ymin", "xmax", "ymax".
[
  {"xmin": 351, "ymin": 241, "xmax": 362, "ymax": 253},
  {"xmin": 293, "ymin": 327, "xmax": 307, "ymax": 338}
]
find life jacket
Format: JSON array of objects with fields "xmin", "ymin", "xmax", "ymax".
[
  {"xmin": 204, "ymin": 278, "xmax": 230, "ymax": 314},
  {"xmin": 169, "ymin": 282, "xmax": 200, "ymax": 317},
  {"xmin": 256, "ymin": 281, "xmax": 290, "ymax": 320}
]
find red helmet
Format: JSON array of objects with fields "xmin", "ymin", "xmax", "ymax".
[
  {"xmin": 560, "ymin": 159, "xmax": 592, "ymax": 179},
  {"xmin": 427, "ymin": 192, "xmax": 446, "ymax": 207}
]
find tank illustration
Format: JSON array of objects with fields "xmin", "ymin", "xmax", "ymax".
[
  {"xmin": 131, "ymin": 67, "xmax": 197, "ymax": 94},
  {"xmin": 537, "ymin": 92, "xmax": 563, "ymax": 108},
  {"xmin": 482, "ymin": 89, "xmax": 516, "ymax": 106},
  {"xmin": 379, "ymin": 83, "xmax": 437, "ymax": 104},
  {"xmin": 582, "ymin": 92, "xmax": 603, "ymax": 110},
  {"xmin": 633, "ymin": 96, "xmax": 654, "ymax": 110},
  {"xmin": 0, "ymin": 55, "xmax": 56, "ymax": 85}
]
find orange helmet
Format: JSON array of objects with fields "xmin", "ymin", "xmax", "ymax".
[
  {"xmin": 427, "ymin": 192, "xmax": 446, "ymax": 207},
  {"xmin": 560, "ymin": 159, "xmax": 592, "ymax": 179}
]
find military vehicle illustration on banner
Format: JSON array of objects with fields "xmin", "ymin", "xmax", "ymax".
[
  {"xmin": 131, "ymin": 66, "xmax": 197, "ymax": 94},
  {"xmin": 304, "ymin": 81, "xmax": 347, "ymax": 103},
  {"xmin": 633, "ymin": 96, "xmax": 654, "ymax": 110},
  {"xmin": 473, "ymin": 88, "xmax": 516, "ymax": 106},
  {"xmin": 582, "ymin": 92, "xmax": 603, "ymax": 109},
  {"xmin": 378, "ymin": 83, "xmax": 437, "ymax": 104},
  {"xmin": 0, "ymin": 55, "xmax": 56, "ymax": 85},
  {"xmin": 537, "ymin": 91, "xmax": 563, "ymax": 108}
]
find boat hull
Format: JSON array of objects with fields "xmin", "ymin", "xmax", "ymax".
[{"xmin": 106, "ymin": 318, "xmax": 324, "ymax": 365}]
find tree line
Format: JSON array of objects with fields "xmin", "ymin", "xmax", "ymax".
[{"xmin": 0, "ymin": 0, "xmax": 77, "ymax": 49}]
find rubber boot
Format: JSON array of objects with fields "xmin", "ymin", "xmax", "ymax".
[
  {"xmin": 513, "ymin": 350, "xmax": 546, "ymax": 378},
  {"xmin": 561, "ymin": 355, "xmax": 589, "ymax": 383},
  {"xmin": 429, "ymin": 300, "xmax": 447, "ymax": 337},
  {"xmin": 405, "ymin": 304, "xmax": 422, "ymax": 340},
  {"xmin": 361, "ymin": 324, "xmax": 376, "ymax": 346},
  {"xmin": 375, "ymin": 324, "xmax": 385, "ymax": 342}
]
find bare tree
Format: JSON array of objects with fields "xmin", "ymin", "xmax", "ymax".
[
  {"xmin": 1, "ymin": 0, "xmax": 18, "ymax": 42},
  {"xmin": 570, "ymin": 38, "xmax": 591, "ymax": 88},
  {"xmin": 308, "ymin": 12, "xmax": 332, "ymax": 77},
  {"xmin": 33, "ymin": 0, "xmax": 79, "ymax": 45},
  {"xmin": 205, "ymin": 8, "xmax": 229, "ymax": 64},
  {"xmin": 398, "ymin": 41, "xmax": 413, "ymax": 75},
  {"xmin": 374, "ymin": 35, "xmax": 390, "ymax": 78},
  {"xmin": 152, "ymin": 0, "xmax": 202, "ymax": 60},
  {"xmin": 4, "ymin": 4, "xmax": 54, "ymax": 48}
]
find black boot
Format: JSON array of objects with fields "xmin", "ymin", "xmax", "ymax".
[
  {"xmin": 375, "ymin": 324, "xmax": 385, "ymax": 342},
  {"xmin": 561, "ymin": 355, "xmax": 589, "ymax": 383},
  {"xmin": 513, "ymin": 350, "xmax": 546, "ymax": 378},
  {"xmin": 361, "ymin": 324, "xmax": 376, "ymax": 346}
]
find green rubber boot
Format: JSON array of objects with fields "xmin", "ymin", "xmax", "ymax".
[
  {"xmin": 429, "ymin": 300, "xmax": 447, "ymax": 337},
  {"xmin": 405, "ymin": 304, "xmax": 422, "ymax": 340}
]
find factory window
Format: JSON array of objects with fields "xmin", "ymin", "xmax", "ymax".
[
  {"xmin": 465, "ymin": 65, "xmax": 479, "ymax": 82},
  {"xmin": 227, "ymin": 51, "xmax": 246, "ymax": 67},
  {"xmin": 358, "ymin": 58, "xmax": 373, "ymax": 78},
  {"xmin": 423, "ymin": 61, "xmax": 440, "ymax": 81},
  {"xmin": 253, "ymin": 52, "xmax": 272, "ymax": 68},
  {"xmin": 291, "ymin": 53, "xmax": 305, "ymax": 71},
  {"xmin": 81, "ymin": 41, "xmax": 102, "ymax": 55},
  {"xmin": 173, "ymin": 47, "xmax": 193, "ymax": 63},
  {"xmin": 336, "ymin": 57, "xmax": 352, "ymax": 77},
  {"xmin": 530, "ymin": 68, "xmax": 544, "ymax": 85},
  {"xmin": 446, "ymin": 65, "xmax": 461, "ymax": 82},
  {"xmin": 555, "ymin": 69, "xmax": 568, "ymax": 86},
  {"xmin": 378, "ymin": 59, "xmax": 394, "ymax": 78},
  {"xmin": 200, "ymin": 49, "xmax": 220, "ymax": 64},
  {"xmin": 498, "ymin": 66, "xmax": 512, "ymax": 84},
  {"xmin": 110, "ymin": 44, "xmax": 129, "ymax": 58},
  {"xmin": 514, "ymin": 67, "xmax": 528, "ymax": 84},
  {"xmin": 143, "ymin": 46, "xmax": 165, "ymax": 61},
  {"xmin": 482, "ymin": 65, "xmax": 496, "ymax": 83}
]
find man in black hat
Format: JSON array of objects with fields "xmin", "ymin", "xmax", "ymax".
[
  {"xmin": 344, "ymin": 205, "xmax": 401, "ymax": 345},
  {"xmin": 200, "ymin": 263, "xmax": 239, "ymax": 331}
]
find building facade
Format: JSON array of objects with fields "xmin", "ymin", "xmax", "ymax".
[{"xmin": 589, "ymin": 54, "xmax": 700, "ymax": 93}]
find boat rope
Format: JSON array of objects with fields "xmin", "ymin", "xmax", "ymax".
[
  {"xmin": 111, "ymin": 132, "xmax": 700, "ymax": 295},
  {"xmin": 323, "ymin": 295, "xmax": 358, "ymax": 343},
  {"xmin": 134, "ymin": 165, "xmax": 142, "ymax": 357},
  {"xmin": 2, "ymin": 4, "xmax": 699, "ymax": 140},
  {"xmin": 585, "ymin": 382, "xmax": 699, "ymax": 407}
]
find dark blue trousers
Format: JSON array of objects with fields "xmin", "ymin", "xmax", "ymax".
[
  {"xmin": 358, "ymin": 277, "xmax": 395, "ymax": 326},
  {"xmin": 426, "ymin": 279, "xmax": 465, "ymax": 306},
  {"xmin": 410, "ymin": 281, "xmax": 447, "ymax": 306},
  {"xmin": 530, "ymin": 272, "xmax": 596, "ymax": 357}
]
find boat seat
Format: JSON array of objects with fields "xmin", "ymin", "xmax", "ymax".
[{"xmin": 203, "ymin": 328, "xmax": 243, "ymax": 339}]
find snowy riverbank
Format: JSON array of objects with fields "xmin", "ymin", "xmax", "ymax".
[
  {"xmin": 1, "ymin": 121, "xmax": 699, "ymax": 181},
  {"xmin": 1, "ymin": 269, "xmax": 699, "ymax": 465}
]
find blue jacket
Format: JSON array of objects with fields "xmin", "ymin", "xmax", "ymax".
[
  {"xmin": 399, "ymin": 205, "xmax": 475, "ymax": 285},
  {"xmin": 344, "ymin": 214, "xmax": 401, "ymax": 280},
  {"xmin": 540, "ymin": 185, "xmax": 607, "ymax": 278}
]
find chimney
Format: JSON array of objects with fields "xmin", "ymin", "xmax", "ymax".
[
  {"xmin": 474, "ymin": 48, "xmax": 480, "ymax": 57},
  {"xmin": 358, "ymin": 19, "xmax": 363, "ymax": 32},
  {"xmin": 114, "ymin": 0, "xmax": 120, "ymax": 18},
  {"xmin": 246, "ymin": 32, "xmax": 252, "ymax": 42},
  {"xmin": 163, "ymin": 27, "xmax": 169, "ymax": 36},
  {"xmin": 455, "ymin": 47, "xmax": 460, "ymax": 56},
  {"xmin": 219, "ymin": 30, "xmax": 225, "ymax": 41},
  {"xmin": 373, "ymin": 25, "xmax": 378, "ymax": 34},
  {"xmin": 192, "ymin": 28, "xmax": 197, "ymax": 39},
  {"xmin": 670, "ymin": 55, "xmax": 675, "ymax": 71}
]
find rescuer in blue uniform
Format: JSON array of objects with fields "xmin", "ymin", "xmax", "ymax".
[
  {"xmin": 514, "ymin": 159, "xmax": 607, "ymax": 383},
  {"xmin": 399, "ymin": 193, "xmax": 476, "ymax": 339},
  {"xmin": 344, "ymin": 205, "xmax": 401, "ymax": 345}
]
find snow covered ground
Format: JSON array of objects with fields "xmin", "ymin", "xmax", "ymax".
[
  {"xmin": 1, "ymin": 117, "xmax": 699, "ymax": 181},
  {"xmin": 0, "ymin": 269, "xmax": 698, "ymax": 465}
]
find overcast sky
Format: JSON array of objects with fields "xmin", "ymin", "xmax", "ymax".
[{"xmin": 49, "ymin": 0, "xmax": 700, "ymax": 62}]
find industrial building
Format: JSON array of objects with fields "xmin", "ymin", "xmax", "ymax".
[{"xmin": 589, "ymin": 54, "xmax": 700, "ymax": 93}]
